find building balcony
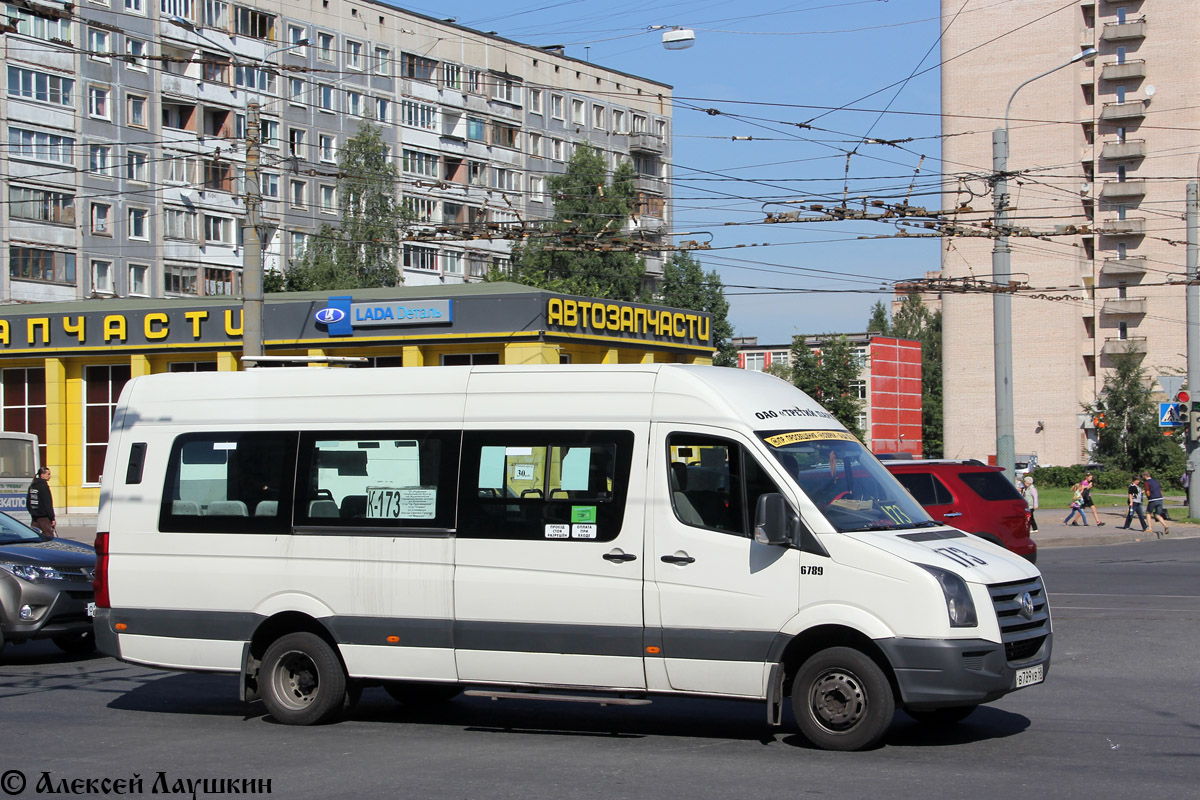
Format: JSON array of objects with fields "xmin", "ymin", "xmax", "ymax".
[
  {"xmin": 1101, "ymin": 297, "xmax": 1147, "ymax": 316},
  {"xmin": 1100, "ymin": 139, "xmax": 1145, "ymax": 161},
  {"xmin": 634, "ymin": 174, "xmax": 664, "ymax": 194},
  {"xmin": 1099, "ymin": 218, "xmax": 1145, "ymax": 236},
  {"xmin": 1100, "ymin": 60, "xmax": 1146, "ymax": 81},
  {"xmin": 1099, "ymin": 101, "xmax": 1145, "ymax": 121},
  {"xmin": 1101, "ymin": 256, "xmax": 1146, "ymax": 277},
  {"xmin": 1102, "ymin": 336, "xmax": 1146, "ymax": 355},
  {"xmin": 628, "ymin": 132, "xmax": 664, "ymax": 154},
  {"xmin": 1099, "ymin": 179, "xmax": 1146, "ymax": 200},
  {"xmin": 1101, "ymin": 20, "xmax": 1146, "ymax": 41}
]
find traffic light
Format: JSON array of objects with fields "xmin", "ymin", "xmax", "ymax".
[{"xmin": 1191, "ymin": 406, "xmax": 1200, "ymax": 442}]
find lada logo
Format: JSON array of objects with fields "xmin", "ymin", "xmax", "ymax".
[
  {"xmin": 314, "ymin": 307, "xmax": 346, "ymax": 325},
  {"xmin": 1019, "ymin": 591, "xmax": 1035, "ymax": 620}
]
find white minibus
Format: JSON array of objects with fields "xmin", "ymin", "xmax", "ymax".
[
  {"xmin": 94, "ymin": 365, "xmax": 1051, "ymax": 751},
  {"xmin": 0, "ymin": 431, "xmax": 39, "ymax": 523}
]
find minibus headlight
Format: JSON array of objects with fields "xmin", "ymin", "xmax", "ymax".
[{"xmin": 918, "ymin": 564, "xmax": 978, "ymax": 628}]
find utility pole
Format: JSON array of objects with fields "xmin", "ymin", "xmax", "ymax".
[
  {"xmin": 1187, "ymin": 182, "xmax": 1199, "ymax": 518},
  {"xmin": 243, "ymin": 101, "xmax": 263, "ymax": 361}
]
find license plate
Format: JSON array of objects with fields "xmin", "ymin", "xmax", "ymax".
[
  {"xmin": 86, "ymin": 602, "xmax": 96, "ymax": 618},
  {"xmin": 1015, "ymin": 663, "xmax": 1043, "ymax": 688}
]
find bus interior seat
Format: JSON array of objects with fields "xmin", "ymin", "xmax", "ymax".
[
  {"xmin": 254, "ymin": 500, "xmax": 278, "ymax": 517},
  {"xmin": 207, "ymin": 500, "xmax": 249, "ymax": 516},
  {"xmin": 340, "ymin": 495, "xmax": 368, "ymax": 518},
  {"xmin": 309, "ymin": 499, "xmax": 340, "ymax": 518},
  {"xmin": 172, "ymin": 500, "xmax": 201, "ymax": 516}
]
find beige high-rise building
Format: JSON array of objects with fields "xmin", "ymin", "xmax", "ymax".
[{"xmin": 940, "ymin": 0, "xmax": 1189, "ymax": 466}]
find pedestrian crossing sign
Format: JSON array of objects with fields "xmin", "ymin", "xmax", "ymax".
[{"xmin": 1159, "ymin": 402, "xmax": 1185, "ymax": 427}]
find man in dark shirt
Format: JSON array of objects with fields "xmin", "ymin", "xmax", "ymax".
[
  {"xmin": 26, "ymin": 466, "xmax": 56, "ymax": 538},
  {"xmin": 1119, "ymin": 475, "xmax": 1148, "ymax": 533},
  {"xmin": 1143, "ymin": 471, "xmax": 1168, "ymax": 538}
]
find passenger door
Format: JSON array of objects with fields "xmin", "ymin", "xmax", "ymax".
[
  {"xmin": 453, "ymin": 429, "xmax": 647, "ymax": 690},
  {"xmin": 648, "ymin": 426, "xmax": 801, "ymax": 697}
]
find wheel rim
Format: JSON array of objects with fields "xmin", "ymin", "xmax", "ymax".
[
  {"xmin": 271, "ymin": 650, "xmax": 321, "ymax": 711},
  {"xmin": 808, "ymin": 668, "xmax": 868, "ymax": 733}
]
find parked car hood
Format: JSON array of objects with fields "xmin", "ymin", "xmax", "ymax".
[
  {"xmin": 0, "ymin": 538, "xmax": 95, "ymax": 567},
  {"xmin": 847, "ymin": 527, "xmax": 1040, "ymax": 585}
]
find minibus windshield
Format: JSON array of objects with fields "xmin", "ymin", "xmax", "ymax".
[{"xmin": 759, "ymin": 430, "xmax": 936, "ymax": 533}]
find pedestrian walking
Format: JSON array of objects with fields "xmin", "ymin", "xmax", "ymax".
[
  {"xmin": 1143, "ymin": 471, "xmax": 1169, "ymax": 537},
  {"xmin": 1081, "ymin": 471, "xmax": 1105, "ymax": 526},
  {"xmin": 1023, "ymin": 475, "xmax": 1039, "ymax": 533},
  {"xmin": 1182, "ymin": 470, "xmax": 1191, "ymax": 507},
  {"xmin": 1064, "ymin": 482, "xmax": 1089, "ymax": 526},
  {"xmin": 26, "ymin": 466, "xmax": 56, "ymax": 538},
  {"xmin": 1119, "ymin": 475, "xmax": 1149, "ymax": 533}
]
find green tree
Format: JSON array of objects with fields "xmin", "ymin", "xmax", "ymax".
[
  {"xmin": 867, "ymin": 294, "xmax": 943, "ymax": 457},
  {"xmin": 787, "ymin": 335, "xmax": 866, "ymax": 440},
  {"xmin": 1085, "ymin": 348, "xmax": 1185, "ymax": 477},
  {"xmin": 496, "ymin": 144, "xmax": 645, "ymax": 300},
  {"xmin": 658, "ymin": 251, "xmax": 737, "ymax": 367},
  {"xmin": 267, "ymin": 121, "xmax": 405, "ymax": 292}
]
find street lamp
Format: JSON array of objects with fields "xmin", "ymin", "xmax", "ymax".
[
  {"xmin": 165, "ymin": 17, "xmax": 308, "ymax": 364},
  {"xmin": 991, "ymin": 47, "xmax": 1097, "ymax": 478}
]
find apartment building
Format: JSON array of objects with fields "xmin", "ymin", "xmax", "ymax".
[
  {"xmin": 0, "ymin": 0, "xmax": 672, "ymax": 303},
  {"xmin": 734, "ymin": 334, "xmax": 924, "ymax": 456},
  {"xmin": 940, "ymin": 0, "xmax": 1190, "ymax": 466}
]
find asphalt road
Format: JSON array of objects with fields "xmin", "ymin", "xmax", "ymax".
[{"xmin": 1, "ymin": 539, "xmax": 1197, "ymax": 799}]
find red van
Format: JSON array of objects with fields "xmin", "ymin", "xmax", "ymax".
[{"xmin": 884, "ymin": 459, "xmax": 1036, "ymax": 563}]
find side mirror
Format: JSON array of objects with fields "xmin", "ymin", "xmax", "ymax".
[{"xmin": 754, "ymin": 493, "xmax": 791, "ymax": 546}]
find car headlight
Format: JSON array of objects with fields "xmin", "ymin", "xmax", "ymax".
[
  {"xmin": 0, "ymin": 562, "xmax": 62, "ymax": 582},
  {"xmin": 919, "ymin": 564, "xmax": 978, "ymax": 628}
]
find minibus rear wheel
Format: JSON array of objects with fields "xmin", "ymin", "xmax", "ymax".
[
  {"xmin": 261, "ymin": 632, "xmax": 348, "ymax": 725},
  {"xmin": 793, "ymin": 647, "xmax": 894, "ymax": 751}
]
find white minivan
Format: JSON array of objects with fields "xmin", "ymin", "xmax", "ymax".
[{"xmin": 93, "ymin": 365, "xmax": 1051, "ymax": 751}]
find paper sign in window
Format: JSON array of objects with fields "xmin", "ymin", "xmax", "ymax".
[
  {"xmin": 545, "ymin": 524, "xmax": 569, "ymax": 539},
  {"xmin": 367, "ymin": 486, "xmax": 436, "ymax": 519}
]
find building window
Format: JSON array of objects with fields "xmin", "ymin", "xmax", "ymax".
[
  {"xmin": 128, "ymin": 263, "xmax": 149, "ymax": 296},
  {"xmin": 656, "ymin": 118, "xmax": 667, "ymax": 138},
  {"xmin": 571, "ymin": 98, "xmax": 584, "ymax": 124},
  {"xmin": 203, "ymin": 159, "xmax": 231, "ymax": 191},
  {"xmin": 88, "ymin": 86, "xmax": 110, "ymax": 119},
  {"xmin": 849, "ymin": 379, "xmax": 867, "ymax": 400},
  {"xmin": 127, "ymin": 207, "xmax": 149, "ymax": 240},
  {"xmin": 126, "ymin": 38, "xmax": 148, "ymax": 70},
  {"xmin": 530, "ymin": 176, "xmax": 546, "ymax": 203},
  {"xmin": 442, "ymin": 251, "xmax": 462, "ymax": 275},
  {"xmin": 632, "ymin": 114, "xmax": 647, "ymax": 132},
  {"xmin": 165, "ymin": 263, "xmax": 197, "ymax": 295},
  {"xmin": 290, "ymin": 179, "xmax": 306, "ymax": 208},
  {"xmin": 288, "ymin": 128, "xmax": 306, "ymax": 159},
  {"xmin": 442, "ymin": 63, "xmax": 461, "ymax": 89},
  {"xmin": 287, "ymin": 24, "xmax": 307, "ymax": 56},
  {"xmin": 261, "ymin": 171, "xmax": 280, "ymax": 199},
  {"xmin": 201, "ymin": 54, "xmax": 229, "ymax": 84},
  {"xmin": 91, "ymin": 202, "xmax": 111, "ymax": 234},
  {"xmin": 466, "ymin": 69, "xmax": 482, "ymax": 93},
  {"xmin": 466, "ymin": 116, "xmax": 486, "ymax": 141},
  {"xmin": 204, "ymin": 266, "xmax": 236, "ymax": 296},
  {"xmin": 7, "ymin": 66, "xmax": 75, "ymax": 107},
  {"xmin": 1, "ymin": 367, "xmax": 48, "ymax": 468},
  {"xmin": 592, "ymin": 104, "xmax": 605, "ymax": 129},
  {"xmin": 743, "ymin": 352, "xmax": 765, "ymax": 371},
  {"xmin": 235, "ymin": 65, "xmax": 276, "ymax": 94},
  {"xmin": 202, "ymin": 0, "xmax": 227, "ymax": 28},
  {"xmin": 346, "ymin": 40, "xmax": 362, "ymax": 70},
  {"xmin": 87, "ymin": 144, "xmax": 113, "ymax": 176},
  {"xmin": 126, "ymin": 150, "xmax": 149, "ymax": 182},
  {"xmin": 529, "ymin": 88, "xmax": 542, "ymax": 114},
  {"xmin": 316, "ymin": 32, "xmax": 333, "ymax": 62},
  {"xmin": 83, "ymin": 364, "xmax": 131, "ymax": 484},
  {"xmin": 318, "ymin": 83, "xmax": 334, "ymax": 111},
  {"xmin": 318, "ymin": 135, "xmax": 336, "ymax": 163},
  {"xmin": 234, "ymin": 6, "xmax": 274, "ymax": 40},
  {"xmin": 403, "ymin": 244, "xmax": 437, "ymax": 271},
  {"xmin": 403, "ymin": 197, "xmax": 436, "ymax": 224},
  {"xmin": 551, "ymin": 138, "xmax": 564, "ymax": 161},
  {"xmin": 289, "ymin": 77, "xmax": 305, "ymax": 105},
  {"xmin": 374, "ymin": 47, "xmax": 390, "ymax": 76},
  {"xmin": 127, "ymin": 94, "xmax": 147, "ymax": 127},
  {"xmin": 203, "ymin": 215, "xmax": 233, "ymax": 245},
  {"xmin": 6, "ymin": 7, "xmax": 72, "ymax": 43},
  {"xmin": 402, "ymin": 100, "xmax": 437, "ymax": 130},
  {"xmin": 551, "ymin": 94, "xmax": 564, "ymax": 120},
  {"xmin": 528, "ymin": 132, "xmax": 542, "ymax": 158},
  {"xmin": 490, "ymin": 167, "xmax": 520, "ymax": 192},
  {"xmin": 161, "ymin": 0, "xmax": 195, "ymax": 18},
  {"xmin": 375, "ymin": 97, "xmax": 390, "ymax": 123},
  {"xmin": 290, "ymin": 231, "xmax": 308, "ymax": 259},
  {"xmin": 164, "ymin": 207, "xmax": 198, "ymax": 240},
  {"xmin": 491, "ymin": 121, "xmax": 519, "ymax": 149},
  {"xmin": 319, "ymin": 184, "xmax": 336, "ymax": 213},
  {"xmin": 87, "ymin": 28, "xmax": 110, "ymax": 62},
  {"xmin": 491, "ymin": 76, "xmax": 521, "ymax": 104},
  {"xmin": 346, "ymin": 91, "xmax": 362, "ymax": 117},
  {"xmin": 9, "ymin": 186, "xmax": 74, "ymax": 225},
  {"xmin": 402, "ymin": 149, "xmax": 439, "ymax": 177},
  {"xmin": 9, "ymin": 245, "xmax": 75, "ymax": 284},
  {"xmin": 91, "ymin": 259, "xmax": 113, "ymax": 295},
  {"xmin": 164, "ymin": 154, "xmax": 197, "ymax": 184}
]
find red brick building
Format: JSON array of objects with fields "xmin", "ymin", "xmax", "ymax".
[{"xmin": 734, "ymin": 333, "xmax": 923, "ymax": 456}]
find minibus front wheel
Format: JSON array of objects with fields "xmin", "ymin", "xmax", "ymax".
[
  {"xmin": 793, "ymin": 646, "xmax": 895, "ymax": 751},
  {"xmin": 261, "ymin": 631, "xmax": 348, "ymax": 725}
]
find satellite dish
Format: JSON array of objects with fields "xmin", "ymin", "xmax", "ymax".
[
  {"xmin": 1145, "ymin": 85, "xmax": 1156, "ymax": 97},
  {"xmin": 662, "ymin": 27, "xmax": 695, "ymax": 50},
  {"xmin": 1080, "ymin": 183, "xmax": 1091, "ymax": 195}
]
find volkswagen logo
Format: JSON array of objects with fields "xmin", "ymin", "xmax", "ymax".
[
  {"xmin": 1019, "ymin": 591, "xmax": 1035, "ymax": 620},
  {"xmin": 314, "ymin": 307, "xmax": 346, "ymax": 325}
]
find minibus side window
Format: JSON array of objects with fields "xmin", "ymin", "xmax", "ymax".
[
  {"xmin": 159, "ymin": 432, "xmax": 297, "ymax": 534},
  {"xmin": 667, "ymin": 434, "xmax": 786, "ymax": 537},
  {"xmin": 293, "ymin": 431, "xmax": 459, "ymax": 530},
  {"xmin": 459, "ymin": 430, "xmax": 632, "ymax": 541}
]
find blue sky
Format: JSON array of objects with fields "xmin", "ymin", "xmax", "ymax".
[{"xmin": 396, "ymin": 0, "xmax": 944, "ymax": 343}]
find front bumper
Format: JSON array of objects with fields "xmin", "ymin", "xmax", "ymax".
[
  {"xmin": 877, "ymin": 633, "xmax": 1052, "ymax": 710},
  {"xmin": 1, "ymin": 577, "xmax": 95, "ymax": 643}
]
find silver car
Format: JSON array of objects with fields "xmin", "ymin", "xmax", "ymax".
[{"xmin": 0, "ymin": 512, "xmax": 96, "ymax": 658}]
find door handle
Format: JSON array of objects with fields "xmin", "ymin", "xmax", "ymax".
[
  {"xmin": 603, "ymin": 552, "xmax": 638, "ymax": 563},
  {"xmin": 943, "ymin": 512, "xmax": 963, "ymax": 518},
  {"xmin": 660, "ymin": 554, "xmax": 695, "ymax": 565}
]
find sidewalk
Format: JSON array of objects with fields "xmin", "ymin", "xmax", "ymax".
[{"xmin": 1031, "ymin": 502, "xmax": 1197, "ymax": 549}]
